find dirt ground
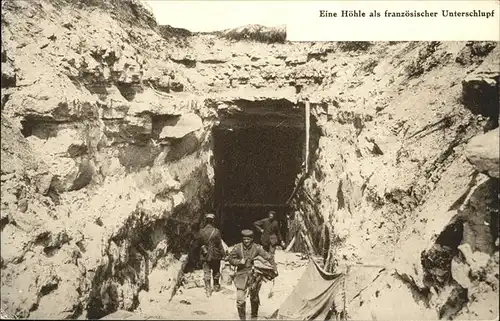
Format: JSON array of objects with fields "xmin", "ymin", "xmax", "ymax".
[{"xmin": 135, "ymin": 250, "xmax": 309, "ymax": 320}]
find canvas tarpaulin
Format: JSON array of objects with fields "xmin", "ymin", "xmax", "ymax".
[{"xmin": 271, "ymin": 259, "xmax": 346, "ymax": 320}]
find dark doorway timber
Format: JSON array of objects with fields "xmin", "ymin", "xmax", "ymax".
[{"xmin": 212, "ymin": 108, "xmax": 307, "ymax": 246}]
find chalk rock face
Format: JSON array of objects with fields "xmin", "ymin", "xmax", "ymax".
[
  {"xmin": 26, "ymin": 128, "xmax": 93, "ymax": 192},
  {"xmin": 100, "ymin": 85, "xmax": 131, "ymax": 119},
  {"xmin": 159, "ymin": 113, "xmax": 203, "ymax": 140},
  {"xmin": 465, "ymin": 128, "xmax": 499, "ymax": 178},
  {"xmin": 4, "ymin": 71, "xmax": 99, "ymax": 121}
]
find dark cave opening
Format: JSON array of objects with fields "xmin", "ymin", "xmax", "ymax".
[
  {"xmin": 20, "ymin": 117, "xmax": 36, "ymax": 138},
  {"xmin": 212, "ymin": 117, "xmax": 308, "ymax": 246}
]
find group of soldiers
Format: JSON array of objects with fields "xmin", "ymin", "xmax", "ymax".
[{"xmin": 192, "ymin": 210, "xmax": 285, "ymax": 320}]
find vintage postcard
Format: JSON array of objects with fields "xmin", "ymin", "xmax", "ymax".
[{"xmin": 1, "ymin": 0, "xmax": 498, "ymax": 320}]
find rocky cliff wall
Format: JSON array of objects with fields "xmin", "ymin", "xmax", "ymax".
[
  {"xmin": 1, "ymin": 0, "xmax": 216, "ymax": 318},
  {"xmin": 291, "ymin": 41, "xmax": 499, "ymax": 320},
  {"xmin": 1, "ymin": 0, "xmax": 498, "ymax": 319}
]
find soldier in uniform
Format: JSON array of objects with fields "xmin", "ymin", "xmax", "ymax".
[
  {"xmin": 253, "ymin": 210, "xmax": 285, "ymax": 256},
  {"xmin": 228, "ymin": 229, "xmax": 277, "ymax": 320},
  {"xmin": 195, "ymin": 213, "xmax": 225, "ymax": 297}
]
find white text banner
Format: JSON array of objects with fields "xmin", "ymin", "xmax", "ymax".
[{"xmin": 286, "ymin": 1, "xmax": 499, "ymax": 41}]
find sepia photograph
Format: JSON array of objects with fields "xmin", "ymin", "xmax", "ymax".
[{"xmin": 0, "ymin": 0, "xmax": 499, "ymax": 320}]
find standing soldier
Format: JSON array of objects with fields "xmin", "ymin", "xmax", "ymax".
[
  {"xmin": 195, "ymin": 213, "xmax": 225, "ymax": 297},
  {"xmin": 228, "ymin": 229, "xmax": 277, "ymax": 320},
  {"xmin": 253, "ymin": 210, "xmax": 285, "ymax": 256}
]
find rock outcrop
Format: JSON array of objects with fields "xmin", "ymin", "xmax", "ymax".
[{"xmin": 465, "ymin": 128, "xmax": 499, "ymax": 178}]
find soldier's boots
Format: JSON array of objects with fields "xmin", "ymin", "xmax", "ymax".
[
  {"xmin": 237, "ymin": 302, "xmax": 246, "ymax": 320},
  {"xmin": 250, "ymin": 302, "xmax": 259, "ymax": 320},
  {"xmin": 213, "ymin": 278, "xmax": 221, "ymax": 292},
  {"xmin": 204, "ymin": 279, "xmax": 212, "ymax": 297}
]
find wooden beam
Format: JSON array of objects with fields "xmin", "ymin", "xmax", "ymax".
[
  {"xmin": 305, "ymin": 101, "xmax": 310, "ymax": 173},
  {"xmin": 222, "ymin": 203, "xmax": 288, "ymax": 208},
  {"xmin": 216, "ymin": 116, "xmax": 304, "ymax": 129},
  {"xmin": 285, "ymin": 236, "xmax": 296, "ymax": 252},
  {"xmin": 285, "ymin": 172, "xmax": 306, "ymax": 205}
]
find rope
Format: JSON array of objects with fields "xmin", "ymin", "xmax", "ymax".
[
  {"xmin": 341, "ymin": 262, "xmax": 392, "ymax": 272},
  {"xmin": 349, "ymin": 270, "xmax": 385, "ymax": 304},
  {"xmin": 338, "ymin": 263, "xmax": 392, "ymax": 320},
  {"xmin": 342, "ymin": 263, "xmax": 391, "ymax": 269}
]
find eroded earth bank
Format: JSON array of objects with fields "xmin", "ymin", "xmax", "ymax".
[{"xmin": 1, "ymin": 0, "xmax": 499, "ymax": 319}]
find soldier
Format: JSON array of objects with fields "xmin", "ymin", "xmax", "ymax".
[
  {"xmin": 253, "ymin": 210, "xmax": 285, "ymax": 256},
  {"xmin": 228, "ymin": 229, "xmax": 277, "ymax": 320},
  {"xmin": 195, "ymin": 213, "xmax": 225, "ymax": 297}
]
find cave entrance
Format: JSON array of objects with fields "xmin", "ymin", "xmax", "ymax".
[{"xmin": 212, "ymin": 104, "xmax": 310, "ymax": 246}]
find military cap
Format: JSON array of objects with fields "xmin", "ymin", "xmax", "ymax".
[
  {"xmin": 205, "ymin": 213, "xmax": 215, "ymax": 219},
  {"xmin": 241, "ymin": 229, "xmax": 254, "ymax": 237}
]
